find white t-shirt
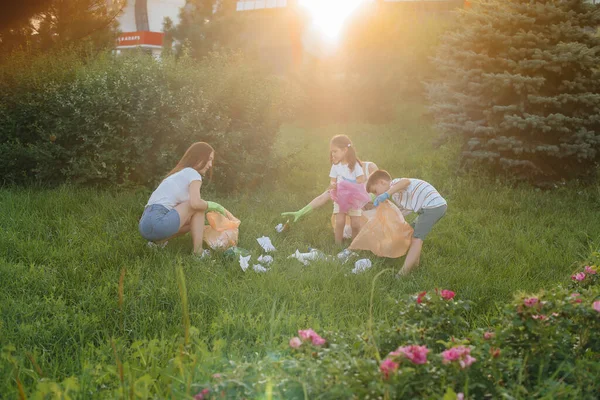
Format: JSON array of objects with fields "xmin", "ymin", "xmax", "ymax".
[
  {"xmin": 390, "ymin": 178, "xmax": 446, "ymax": 215},
  {"xmin": 146, "ymin": 168, "xmax": 203, "ymax": 210},
  {"xmin": 329, "ymin": 162, "xmax": 364, "ymax": 183}
]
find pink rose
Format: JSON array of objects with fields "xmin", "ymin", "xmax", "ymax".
[
  {"xmin": 380, "ymin": 358, "xmax": 399, "ymax": 379},
  {"xmin": 584, "ymin": 266, "xmax": 596, "ymax": 275},
  {"xmin": 416, "ymin": 291, "xmax": 427, "ymax": 304},
  {"xmin": 523, "ymin": 297, "xmax": 539, "ymax": 307},
  {"xmin": 298, "ymin": 329, "xmax": 316, "ymax": 341},
  {"xmin": 289, "ymin": 337, "xmax": 302, "ymax": 349},
  {"xmin": 440, "ymin": 290, "xmax": 456, "ymax": 300},
  {"xmin": 459, "ymin": 355, "xmax": 477, "ymax": 369},
  {"xmin": 311, "ymin": 335, "xmax": 326, "ymax": 346},
  {"xmin": 593, "ymin": 301, "xmax": 600, "ymax": 313},
  {"xmin": 441, "ymin": 346, "xmax": 475, "ymax": 369},
  {"xmin": 297, "ymin": 329, "xmax": 326, "ymax": 346},
  {"xmin": 572, "ymin": 272, "xmax": 586, "ymax": 281},
  {"xmin": 483, "ymin": 331, "xmax": 495, "ymax": 340},
  {"xmin": 194, "ymin": 388, "xmax": 210, "ymax": 400},
  {"xmin": 392, "ymin": 345, "xmax": 429, "ymax": 365}
]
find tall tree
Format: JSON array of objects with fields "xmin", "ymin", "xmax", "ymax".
[
  {"xmin": 0, "ymin": 0, "xmax": 124, "ymax": 55},
  {"xmin": 428, "ymin": 0, "xmax": 600, "ymax": 184}
]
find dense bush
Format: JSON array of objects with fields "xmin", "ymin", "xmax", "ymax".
[
  {"xmin": 3, "ymin": 261, "xmax": 599, "ymax": 398},
  {"xmin": 428, "ymin": 0, "xmax": 600, "ymax": 184},
  {"xmin": 0, "ymin": 49, "xmax": 300, "ymax": 192}
]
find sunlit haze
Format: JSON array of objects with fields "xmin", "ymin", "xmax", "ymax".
[{"xmin": 299, "ymin": 0, "xmax": 366, "ymax": 40}]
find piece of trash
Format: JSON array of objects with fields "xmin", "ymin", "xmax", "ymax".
[
  {"xmin": 258, "ymin": 255, "xmax": 274, "ymax": 265},
  {"xmin": 343, "ymin": 225, "xmax": 353, "ymax": 239},
  {"xmin": 275, "ymin": 223, "xmax": 285, "ymax": 233},
  {"xmin": 225, "ymin": 247, "xmax": 251, "ymax": 258},
  {"xmin": 257, "ymin": 236, "xmax": 276, "ymax": 252},
  {"xmin": 239, "ymin": 255, "xmax": 251, "ymax": 272},
  {"xmin": 352, "ymin": 258, "xmax": 372, "ymax": 274},
  {"xmin": 337, "ymin": 248, "xmax": 358, "ymax": 264},
  {"xmin": 253, "ymin": 264, "xmax": 269, "ymax": 273},
  {"xmin": 288, "ymin": 249, "xmax": 330, "ymax": 266}
]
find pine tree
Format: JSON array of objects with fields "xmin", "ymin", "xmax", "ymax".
[{"xmin": 428, "ymin": 0, "xmax": 600, "ymax": 184}]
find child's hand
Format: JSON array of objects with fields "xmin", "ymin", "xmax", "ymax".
[
  {"xmin": 328, "ymin": 182, "xmax": 337, "ymax": 191},
  {"xmin": 373, "ymin": 192, "xmax": 390, "ymax": 207}
]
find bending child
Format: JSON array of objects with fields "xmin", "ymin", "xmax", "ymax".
[
  {"xmin": 367, "ymin": 170, "xmax": 447, "ymax": 276},
  {"xmin": 281, "ymin": 160, "xmax": 378, "ymax": 238}
]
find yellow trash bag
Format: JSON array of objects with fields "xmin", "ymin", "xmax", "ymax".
[
  {"xmin": 348, "ymin": 201, "xmax": 413, "ymax": 258},
  {"xmin": 203, "ymin": 209, "xmax": 240, "ymax": 250}
]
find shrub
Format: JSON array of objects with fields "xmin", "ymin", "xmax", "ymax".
[
  {"xmin": 428, "ymin": 0, "xmax": 600, "ymax": 184},
  {"xmin": 4, "ymin": 269, "xmax": 599, "ymax": 398},
  {"xmin": 0, "ymin": 49, "xmax": 300, "ymax": 192}
]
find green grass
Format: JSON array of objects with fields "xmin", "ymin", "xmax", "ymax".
[{"xmin": 1, "ymin": 103, "xmax": 600, "ymax": 394}]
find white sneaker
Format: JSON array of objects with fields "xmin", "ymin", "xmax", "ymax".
[{"xmin": 147, "ymin": 241, "xmax": 168, "ymax": 249}]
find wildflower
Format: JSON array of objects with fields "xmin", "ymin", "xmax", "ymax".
[
  {"xmin": 532, "ymin": 314, "xmax": 548, "ymax": 321},
  {"xmin": 570, "ymin": 293, "xmax": 582, "ymax": 304},
  {"xmin": 289, "ymin": 337, "xmax": 302, "ymax": 349},
  {"xmin": 593, "ymin": 301, "xmax": 600, "ymax": 313},
  {"xmin": 457, "ymin": 393, "xmax": 465, "ymax": 400},
  {"xmin": 584, "ymin": 266, "xmax": 596, "ymax": 275},
  {"xmin": 551, "ymin": 312, "xmax": 560, "ymax": 317},
  {"xmin": 571, "ymin": 272, "xmax": 586, "ymax": 281},
  {"xmin": 483, "ymin": 331, "xmax": 495, "ymax": 340},
  {"xmin": 440, "ymin": 290, "xmax": 456, "ymax": 300},
  {"xmin": 194, "ymin": 388, "xmax": 210, "ymax": 400},
  {"xmin": 441, "ymin": 346, "xmax": 476, "ymax": 369},
  {"xmin": 416, "ymin": 291, "xmax": 427, "ymax": 304},
  {"xmin": 390, "ymin": 345, "xmax": 429, "ymax": 365},
  {"xmin": 380, "ymin": 358, "xmax": 399, "ymax": 379},
  {"xmin": 523, "ymin": 297, "xmax": 539, "ymax": 307},
  {"xmin": 211, "ymin": 373, "xmax": 222, "ymax": 379}
]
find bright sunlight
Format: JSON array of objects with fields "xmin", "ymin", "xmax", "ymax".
[{"xmin": 299, "ymin": 0, "xmax": 366, "ymax": 40}]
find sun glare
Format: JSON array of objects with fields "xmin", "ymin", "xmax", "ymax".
[{"xmin": 299, "ymin": 0, "xmax": 366, "ymax": 40}]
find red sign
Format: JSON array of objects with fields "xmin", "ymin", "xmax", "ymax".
[{"xmin": 117, "ymin": 31, "xmax": 164, "ymax": 47}]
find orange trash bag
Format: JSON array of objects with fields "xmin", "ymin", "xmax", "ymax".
[
  {"xmin": 348, "ymin": 201, "xmax": 413, "ymax": 258},
  {"xmin": 203, "ymin": 208, "xmax": 241, "ymax": 250}
]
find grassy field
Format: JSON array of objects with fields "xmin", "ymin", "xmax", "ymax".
[{"xmin": 1, "ymin": 104, "xmax": 600, "ymax": 394}]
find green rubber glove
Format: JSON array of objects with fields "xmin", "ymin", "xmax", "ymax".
[
  {"xmin": 206, "ymin": 201, "xmax": 227, "ymax": 216},
  {"xmin": 281, "ymin": 204, "xmax": 313, "ymax": 223}
]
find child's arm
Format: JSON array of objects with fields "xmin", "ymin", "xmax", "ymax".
[
  {"xmin": 356, "ymin": 174, "xmax": 366, "ymax": 184},
  {"xmin": 373, "ymin": 179, "xmax": 411, "ymax": 207},
  {"xmin": 386, "ymin": 178, "xmax": 410, "ymax": 196}
]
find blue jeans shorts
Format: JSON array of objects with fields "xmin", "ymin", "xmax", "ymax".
[{"xmin": 139, "ymin": 204, "xmax": 181, "ymax": 242}]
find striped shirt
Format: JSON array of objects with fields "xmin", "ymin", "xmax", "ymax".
[{"xmin": 390, "ymin": 178, "xmax": 446, "ymax": 214}]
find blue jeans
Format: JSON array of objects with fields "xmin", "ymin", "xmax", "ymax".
[{"xmin": 139, "ymin": 204, "xmax": 181, "ymax": 242}]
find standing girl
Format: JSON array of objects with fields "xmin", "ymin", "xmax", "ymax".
[
  {"xmin": 138, "ymin": 142, "xmax": 226, "ymax": 257},
  {"xmin": 328, "ymin": 135, "xmax": 368, "ymax": 244}
]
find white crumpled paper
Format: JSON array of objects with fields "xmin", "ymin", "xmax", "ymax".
[
  {"xmin": 257, "ymin": 236, "xmax": 276, "ymax": 252},
  {"xmin": 258, "ymin": 255, "xmax": 274, "ymax": 266},
  {"xmin": 253, "ymin": 264, "xmax": 269, "ymax": 273},
  {"xmin": 351, "ymin": 258, "xmax": 372, "ymax": 274},
  {"xmin": 239, "ymin": 255, "xmax": 251, "ymax": 272}
]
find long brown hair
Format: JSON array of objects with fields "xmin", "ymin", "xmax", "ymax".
[
  {"xmin": 330, "ymin": 135, "xmax": 362, "ymax": 172},
  {"xmin": 167, "ymin": 142, "xmax": 214, "ymax": 178}
]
